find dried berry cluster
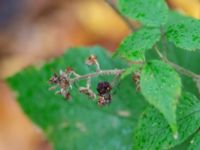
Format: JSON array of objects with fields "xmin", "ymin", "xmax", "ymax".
[
  {"xmin": 48, "ymin": 54, "xmax": 124, "ymax": 106},
  {"xmin": 97, "ymin": 81, "xmax": 112, "ymax": 106},
  {"xmin": 48, "ymin": 68, "xmax": 74, "ymax": 99}
]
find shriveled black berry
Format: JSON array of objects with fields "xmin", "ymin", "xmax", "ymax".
[
  {"xmin": 97, "ymin": 81, "xmax": 112, "ymax": 95},
  {"xmin": 98, "ymin": 93, "xmax": 112, "ymax": 106}
]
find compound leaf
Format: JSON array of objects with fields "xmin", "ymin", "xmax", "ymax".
[{"xmin": 116, "ymin": 27, "xmax": 161, "ymax": 61}]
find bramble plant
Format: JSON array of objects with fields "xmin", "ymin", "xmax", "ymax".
[
  {"xmin": 48, "ymin": 55, "xmax": 124, "ymax": 106},
  {"xmin": 6, "ymin": 0, "xmax": 200, "ymax": 150}
]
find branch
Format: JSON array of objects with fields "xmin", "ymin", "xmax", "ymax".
[
  {"xmin": 71, "ymin": 69, "xmax": 124, "ymax": 83},
  {"xmin": 104, "ymin": 0, "xmax": 136, "ymax": 31},
  {"xmin": 104, "ymin": 0, "xmax": 200, "ymax": 81},
  {"xmin": 155, "ymin": 46, "xmax": 200, "ymax": 79},
  {"xmin": 49, "ymin": 54, "xmax": 125, "ymax": 103}
]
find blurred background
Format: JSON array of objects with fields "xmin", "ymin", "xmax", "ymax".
[{"xmin": 0, "ymin": 0, "xmax": 199, "ymax": 149}]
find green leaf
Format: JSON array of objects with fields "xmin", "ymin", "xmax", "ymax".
[
  {"xmin": 148, "ymin": 37, "xmax": 200, "ymax": 96},
  {"xmin": 7, "ymin": 46, "xmax": 147, "ymax": 150},
  {"xmin": 116, "ymin": 27, "xmax": 161, "ymax": 61},
  {"xmin": 164, "ymin": 11, "xmax": 186, "ymax": 28},
  {"xmin": 166, "ymin": 12, "xmax": 200, "ymax": 51},
  {"xmin": 188, "ymin": 131, "xmax": 200, "ymax": 150},
  {"xmin": 134, "ymin": 92, "xmax": 200, "ymax": 150},
  {"xmin": 118, "ymin": 0, "xmax": 168, "ymax": 26},
  {"xmin": 140, "ymin": 60, "xmax": 181, "ymax": 134}
]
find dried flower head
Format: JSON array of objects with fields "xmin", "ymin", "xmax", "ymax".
[
  {"xmin": 55, "ymin": 88, "xmax": 71, "ymax": 100},
  {"xmin": 48, "ymin": 54, "xmax": 124, "ymax": 106},
  {"xmin": 79, "ymin": 87, "xmax": 96, "ymax": 99},
  {"xmin": 132, "ymin": 72, "xmax": 140, "ymax": 92},
  {"xmin": 85, "ymin": 55, "xmax": 97, "ymax": 65},
  {"xmin": 64, "ymin": 92, "xmax": 71, "ymax": 100},
  {"xmin": 98, "ymin": 93, "xmax": 112, "ymax": 106},
  {"xmin": 66, "ymin": 67, "xmax": 73, "ymax": 73},
  {"xmin": 48, "ymin": 73, "xmax": 61, "ymax": 84}
]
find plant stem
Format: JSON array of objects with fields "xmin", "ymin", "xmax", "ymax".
[
  {"xmin": 155, "ymin": 46, "xmax": 200, "ymax": 79},
  {"xmin": 105, "ymin": 0, "xmax": 200, "ymax": 80},
  {"xmin": 71, "ymin": 69, "xmax": 125, "ymax": 83},
  {"xmin": 104, "ymin": 0, "xmax": 136, "ymax": 31}
]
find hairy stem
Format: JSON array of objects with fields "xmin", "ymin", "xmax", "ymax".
[
  {"xmin": 105, "ymin": 0, "xmax": 200, "ymax": 80},
  {"xmin": 155, "ymin": 46, "xmax": 200, "ymax": 79},
  {"xmin": 86, "ymin": 77, "xmax": 91, "ymax": 88},
  {"xmin": 71, "ymin": 69, "xmax": 124, "ymax": 83}
]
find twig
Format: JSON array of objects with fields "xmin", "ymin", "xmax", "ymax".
[
  {"xmin": 71, "ymin": 69, "xmax": 124, "ymax": 83},
  {"xmin": 155, "ymin": 46, "xmax": 200, "ymax": 79},
  {"xmin": 86, "ymin": 77, "xmax": 91, "ymax": 88},
  {"xmin": 104, "ymin": 0, "xmax": 136, "ymax": 31},
  {"xmin": 49, "ymin": 54, "xmax": 126, "ymax": 102},
  {"xmin": 104, "ymin": 0, "xmax": 200, "ymax": 81}
]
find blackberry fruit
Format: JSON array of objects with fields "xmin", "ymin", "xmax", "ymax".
[{"xmin": 97, "ymin": 81, "xmax": 112, "ymax": 95}]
